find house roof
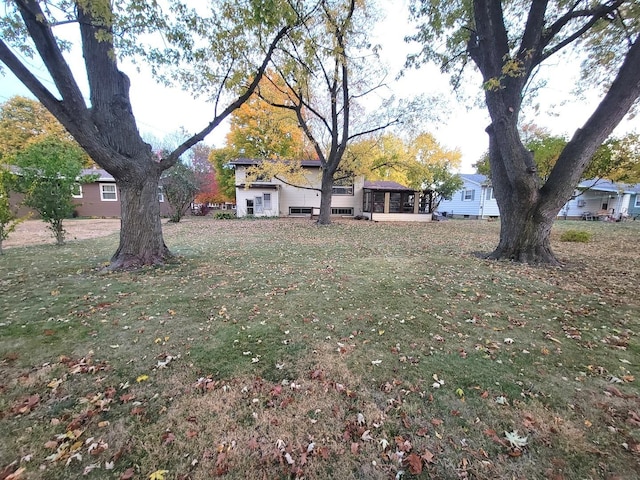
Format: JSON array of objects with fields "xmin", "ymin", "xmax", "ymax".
[
  {"xmin": 229, "ymin": 158, "xmax": 322, "ymax": 168},
  {"xmin": 363, "ymin": 180, "xmax": 415, "ymax": 192},
  {"xmin": 81, "ymin": 168, "xmax": 114, "ymax": 182},
  {"xmin": 578, "ymin": 178, "xmax": 639, "ymax": 194},
  {"xmin": 460, "ymin": 173, "xmax": 489, "ymax": 186}
]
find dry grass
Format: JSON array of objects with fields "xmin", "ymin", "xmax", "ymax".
[{"xmin": 1, "ymin": 217, "xmax": 639, "ymax": 480}]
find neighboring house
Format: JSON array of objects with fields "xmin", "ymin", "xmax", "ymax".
[
  {"xmin": 441, "ymin": 174, "xmax": 640, "ymax": 220},
  {"xmin": 437, "ymin": 173, "xmax": 500, "ymax": 219},
  {"xmin": 629, "ymin": 185, "xmax": 640, "ymax": 219},
  {"xmin": 561, "ymin": 179, "xmax": 637, "ymax": 220},
  {"xmin": 10, "ymin": 167, "xmax": 172, "ymax": 218},
  {"xmin": 229, "ymin": 158, "xmax": 430, "ymax": 221}
]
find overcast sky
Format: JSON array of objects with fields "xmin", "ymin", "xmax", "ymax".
[{"xmin": 1, "ymin": 1, "xmax": 638, "ymax": 173}]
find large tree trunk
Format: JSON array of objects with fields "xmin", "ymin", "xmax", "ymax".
[
  {"xmin": 317, "ymin": 168, "xmax": 334, "ymax": 225},
  {"xmin": 487, "ymin": 197, "xmax": 559, "ymax": 265},
  {"xmin": 485, "ymin": 121, "xmax": 564, "ymax": 264},
  {"xmin": 466, "ymin": 2, "xmax": 640, "ymax": 266},
  {"xmin": 108, "ymin": 168, "xmax": 170, "ymax": 270}
]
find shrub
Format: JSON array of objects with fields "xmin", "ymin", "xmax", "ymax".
[
  {"xmin": 560, "ymin": 230, "xmax": 591, "ymax": 243},
  {"xmin": 214, "ymin": 211, "xmax": 236, "ymax": 220}
]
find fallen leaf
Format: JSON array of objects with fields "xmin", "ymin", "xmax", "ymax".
[
  {"xmin": 627, "ymin": 411, "xmax": 640, "ymax": 428},
  {"xmin": 351, "ymin": 442, "xmax": 359, "ymax": 454},
  {"xmin": 361, "ymin": 430, "xmax": 373, "ymax": 441},
  {"xmin": 162, "ymin": 432, "xmax": 175, "ymax": 445},
  {"xmin": 149, "ymin": 469, "xmax": 169, "ymax": 480},
  {"xmin": 505, "ymin": 430, "xmax": 528, "ymax": 449},
  {"xmin": 136, "ymin": 375, "xmax": 149, "ymax": 383},
  {"xmin": 405, "ymin": 452, "xmax": 423, "ymax": 474},
  {"xmin": 4, "ymin": 467, "xmax": 26, "ymax": 480},
  {"xmin": 421, "ymin": 449, "xmax": 435, "ymax": 464}
]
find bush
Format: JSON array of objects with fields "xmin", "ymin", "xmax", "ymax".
[
  {"xmin": 560, "ymin": 230, "xmax": 592, "ymax": 243},
  {"xmin": 214, "ymin": 212, "xmax": 236, "ymax": 220}
]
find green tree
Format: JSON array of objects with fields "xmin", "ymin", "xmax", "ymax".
[
  {"xmin": 0, "ymin": 96, "xmax": 91, "ymax": 165},
  {"xmin": 263, "ymin": 0, "xmax": 410, "ymax": 225},
  {"xmin": 346, "ymin": 132, "xmax": 462, "ymax": 212},
  {"xmin": 14, "ymin": 137, "xmax": 95, "ymax": 245},
  {"xmin": 161, "ymin": 161, "xmax": 200, "ymax": 223},
  {"xmin": 410, "ymin": 0, "xmax": 640, "ymax": 265},
  {"xmin": 0, "ymin": 167, "xmax": 27, "ymax": 254},
  {"xmin": 475, "ymin": 131, "xmax": 639, "ymax": 183},
  {"xmin": 1, "ymin": 1, "xmax": 300, "ymax": 269},
  {"xmin": 210, "ymin": 148, "xmax": 238, "ymax": 202}
]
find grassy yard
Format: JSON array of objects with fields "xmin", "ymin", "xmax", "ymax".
[{"xmin": 1, "ymin": 217, "xmax": 639, "ymax": 480}]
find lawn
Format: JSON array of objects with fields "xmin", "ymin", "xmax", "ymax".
[{"xmin": 1, "ymin": 217, "xmax": 639, "ymax": 480}]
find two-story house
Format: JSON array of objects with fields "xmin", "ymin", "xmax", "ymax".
[{"xmin": 230, "ymin": 158, "xmax": 431, "ymax": 221}]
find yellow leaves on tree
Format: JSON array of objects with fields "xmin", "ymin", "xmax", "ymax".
[
  {"xmin": 0, "ymin": 96, "xmax": 92, "ymax": 166},
  {"xmin": 226, "ymin": 73, "xmax": 309, "ymax": 161},
  {"xmin": 345, "ymin": 132, "xmax": 461, "ymax": 189}
]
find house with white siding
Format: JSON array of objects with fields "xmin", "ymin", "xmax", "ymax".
[
  {"xmin": 437, "ymin": 174, "xmax": 500, "ymax": 219},
  {"xmin": 440, "ymin": 174, "xmax": 640, "ymax": 220},
  {"xmin": 561, "ymin": 179, "xmax": 637, "ymax": 220},
  {"xmin": 229, "ymin": 158, "xmax": 431, "ymax": 221}
]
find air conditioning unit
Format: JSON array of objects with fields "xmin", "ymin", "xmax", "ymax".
[{"xmin": 577, "ymin": 199, "xmax": 586, "ymax": 207}]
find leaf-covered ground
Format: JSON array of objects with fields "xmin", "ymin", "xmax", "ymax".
[{"xmin": 1, "ymin": 217, "xmax": 639, "ymax": 479}]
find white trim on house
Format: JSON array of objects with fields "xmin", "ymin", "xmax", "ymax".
[
  {"xmin": 72, "ymin": 184, "xmax": 83, "ymax": 199},
  {"xmin": 100, "ymin": 183, "xmax": 118, "ymax": 201},
  {"xmin": 230, "ymin": 159, "xmax": 430, "ymax": 222},
  {"xmin": 438, "ymin": 174, "xmax": 499, "ymax": 218}
]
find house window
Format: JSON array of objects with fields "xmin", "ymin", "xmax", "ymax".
[
  {"xmin": 100, "ymin": 184, "xmax": 117, "ymax": 201},
  {"xmin": 635, "ymin": 196, "xmax": 640, "ymax": 208},
  {"xmin": 246, "ymin": 199, "xmax": 254, "ymax": 215},
  {"xmin": 263, "ymin": 193, "xmax": 271, "ymax": 210},
  {"xmin": 363, "ymin": 191, "xmax": 372, "ymax": 212},
  {"xmin": 402, "ymin": 193, "xmax": 415, "ymax": 212},
  {"xmin": 289, "ymin": 207, "xmax": 312, "ymax": 215},
  {"xmin": 255, "ymin": 196, "xmax": 263, "ymax": 214},
  {"xmin": 389, "ymin": 192, "xmax": 402, "ymax": 213},
  {"xmin": 601, "ymin": 201, "xmax": 608, "ymax": 210},
  {"xmin": 72, "ymin": 184, "xmax": 83, "ymax": 199},
  {"xmin": 462, "ymin": 189, "xmax": 475, "ymax": 201},
  {"xmin": 158, "ymin": 186, "xmax": 164, "ymax": 202},
  {"xmin": 332, "ymin": 176, "xmax": 354, "ymax": 195},
  {"xmin": 373, "ymin": 192, "xmax": 385, "ymax": 213},
  {"xmin": 331, "ymin": 207, "xmax": 353, "ymax": 215}
]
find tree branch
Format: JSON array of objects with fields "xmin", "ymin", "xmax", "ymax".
[{"xmin": 163, "ymin": 25, "xmax": 293, "ymax": 168}]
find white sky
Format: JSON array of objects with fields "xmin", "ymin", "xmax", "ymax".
[{"xmin": 1, "ymin": 1, "xmax": 638, "ymax": 173}]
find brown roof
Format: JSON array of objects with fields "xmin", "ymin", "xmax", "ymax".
[
  {"xmin": 363, "ymin": 180, "xmax": 415, "ymax": 191},
  {"xmin": 229, "ymin": 158, "xmax": 322, "ymax": 168}
]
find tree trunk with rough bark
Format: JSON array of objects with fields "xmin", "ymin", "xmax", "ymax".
[
  {"xmin": 466, "ymin": 1, "xmax": 640, "ymax": 265},
  {"xmin": 1, "ymin": 1, "xmax": 293, "ymax": 269},
  {"xmin": 317, "ymin": 169, "xmax": 335, "ymax": 225},
  {"xmin": 110, "ymin": 168, "xmax": 170, "ymax": 270}
]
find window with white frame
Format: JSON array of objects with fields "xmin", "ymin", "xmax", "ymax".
[
  {"xmin": 100, "ymin": 184, "xmax": 117, "ymax": 201},
  {"xmin": 635, "ymin": 196, "xmax": 640, "ymax": 208},
  {"xmin": 72, "ymin": 184, "xmax": 83, "ymax": 199},
  {"xmin": 462, "ymin": 189, "xmax": 475, "ymax": 201},
  {"xmin": 263, "ymin": 193, "xmax": 271, "ymax": 210}
]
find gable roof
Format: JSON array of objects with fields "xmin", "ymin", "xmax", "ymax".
[
  {"xmin": 81, "ymin": 168, "xmax": 114, "ymax": 181},
  {"xmin": 460, "ymin": 173, "xmax": 489, "ymax": 186},
  {"xmin": 578, "ymin": 178, "xmax": 639, "ymax": 194}
]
